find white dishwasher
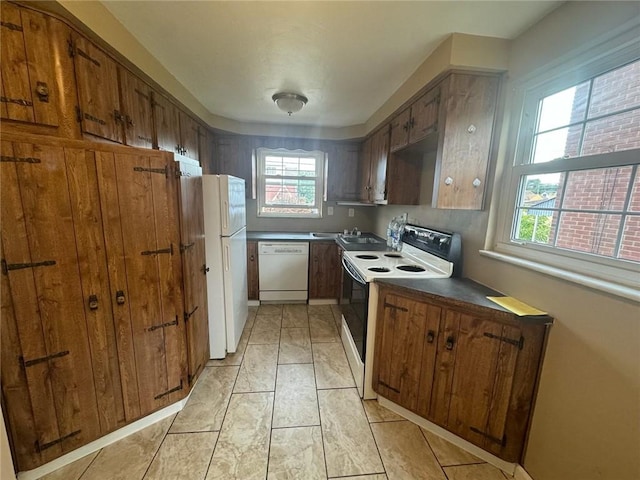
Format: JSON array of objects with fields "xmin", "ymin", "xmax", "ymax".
[{"xmin": 258, "ymin": 242, "xmax": 309, "ymax": 302}]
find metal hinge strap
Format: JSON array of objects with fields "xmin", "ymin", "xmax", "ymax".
[
  {"xmin": 0, "ymin": 156, "xmax": 41, "ymax": 164},
  {"xmin": 1, "ymin": 21, "xmax": 23, "ymax": 32},
  {"xmin": 147, "ymin": 317, "xmax": 179, "ymax": 332},
  {"xmin": 76, "ymin": 48, "xmax": 100, "ymax": 67},
  {"xmin": 378, "ymin": 380, "xmax": 400, "ymax": 394},
  {"xmin": 180, "ymin": 242, "xmax": 195, "ymax": 253},
  {"xmin": 137, "ymin": 135, "xmax": 153, "ymax": 144},
  {"xmin": 384, "ymin": 302, "xmax": 408, "ymax": 312},
  {"xmin": 36, "ymin": 430, "xmax": 81, "ymax": 453},
  {"xmin": 2, "ymin": 259, "xmax": 56, "ymax": 274},
  {"xmin": 184, "ymin": 306, "xmax": 198, "ymax": 322},
  {"xmin": 21, "ymin": 350, "xmax": 69, "ymax": 368},
  {"xmin": 469, "ymin": 426, "xmax": 506, "ymax": 446},
  {"xmin": 141, "ymin": 245, "xmax": 173, "ymax": 256},
  {"xmin": 483, "ymin": 332, "xmax": 524, "ymax": 350},
  {"xmin": 1, "ymin": 96, "xmax": 33, "ymax": 107},
  {"xmin": 154, "ymin": 380, "xmax": 183, "ymax": 400},
  {"xmin": 133, "ymin": 165, "xmax": 168, "ymax": 177}
]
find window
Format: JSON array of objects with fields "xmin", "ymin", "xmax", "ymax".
[
  {"xmin": 256, "ymin": 148, "xmax": 325, "ymax": 218},
  {"xmin": 494, "ymin": 45, "xmax": 640, "ymax": 292}
]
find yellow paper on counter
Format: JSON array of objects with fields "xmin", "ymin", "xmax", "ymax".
[{"xmin": 486, "ymin": 296, "xmax": 547, "ymax": 316}]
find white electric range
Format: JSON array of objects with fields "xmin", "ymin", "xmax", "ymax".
[{"xmin": 340, "ymin": 224, "xmax": 461, "ymax": 397}]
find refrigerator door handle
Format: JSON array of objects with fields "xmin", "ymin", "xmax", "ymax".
[
  {"xmin": 224, "ymin": 244, "xmax": 231, "ymax": 271},
  {"xmin": 223, "ymin": 200, "xmax": 229, "ymax": 231}
]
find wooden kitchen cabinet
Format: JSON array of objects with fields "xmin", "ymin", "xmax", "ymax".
[
  {"xmin": 327, "ymin": 142, "xmax": 361, "ymax": 201},
  {"xmin": 247, "ymin": 240, "xmax": 259, "ymax": 300},
  {"xmin": 0, "ymin": 133, "xmax": 189, "ymax": 471},
  {"xmin": 118, "ymin": 67, "xmax": 155, "ymax": 149},
  {"xmin": 309, "ymin": 242, "xmax": 341, "ymax": 299},
  {"xmin": 176, "ymin": 159, "xmax": 209, "ymax": 386},
  {"xmin": 152, "ymin": 92, "xmax": 200, "ymax": 161},
  {"xmin": 215, "ymin": 134, "xmax": 255, "ymax": 197},
  {"xmin": 360, "ymin": 125, "xmax": 389, "ymax": 203},
  {"xmin": 389, "ymin": 86, "xmax": 441, "ymax": 152},
  {"xmin": 0, "ymin": 2, "xmax": 59, "ymax": 126},
  {"xmin": 373, "ymin": 283, "xmax": 549, "ymax": 462},
  {"xmin": 432, "ymin": 73, "xmax": 500, "ymax": 209},
  {"xmin": 179, "ymin": 110, "xmax": 200, "ymax": 162}
]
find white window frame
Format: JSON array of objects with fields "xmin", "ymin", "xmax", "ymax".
[
  {"xmin": 486, "ymin": 26, "xmax": 640, "ymax": 300},
  {"xmin": 256, "ymin": 147, "xmax": 326, "ymax": 218}
]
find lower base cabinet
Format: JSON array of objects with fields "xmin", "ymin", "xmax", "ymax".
[
  {"xmin": 309, "ymin": 242, "xmax": 341, "ymax": 299},
  {"xmin": 372, "ymin": 283, "xmax": 550, "ymax": 463}
]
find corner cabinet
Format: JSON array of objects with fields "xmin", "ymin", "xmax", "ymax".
[
  {"xmin": 372, "ymin": 283, "xmax": 550, "ymax": 463},
  {"xmin": 0, "ymin": 133, "xmax": 196, "ymax": 471}
]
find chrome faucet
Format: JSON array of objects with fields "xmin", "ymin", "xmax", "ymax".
[{"xmin": 351, "ymin": 227, "xmax": 360, "ymax": 236}]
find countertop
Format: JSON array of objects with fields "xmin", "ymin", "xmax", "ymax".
[
  {"xmin": 376, "ymin": 277, "xmax": 553, "ymax": 325},
  {"xmin": 246, "ymin": 231, "xmax": 390, "ymax": 251}
]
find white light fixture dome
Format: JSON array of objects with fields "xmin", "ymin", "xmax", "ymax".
[{"xmin": 272, "ymin": 92, "xmax": 308, "ymax": 116}]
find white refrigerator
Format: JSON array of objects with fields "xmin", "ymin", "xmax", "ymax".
[{"xmin": 203, "ymin": 175, "xmax": 248, "ymax": 359}]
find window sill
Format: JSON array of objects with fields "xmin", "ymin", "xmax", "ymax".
[{"xmin": 479, "ymin": 249, "xmax": 640, "ymax": 303}]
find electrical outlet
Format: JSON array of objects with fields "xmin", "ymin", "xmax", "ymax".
[
  {"xmin": 327, "ymin": 206, "xmax": 334, "ymax": 216},
  {"xmin": 348, "ymin": 208, "xmax": 355, "ymax": 217}
]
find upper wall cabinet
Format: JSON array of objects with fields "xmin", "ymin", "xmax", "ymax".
[
  {"xmin": 433, "ymin": 73, "xmax": 500, "ymax": 210},
  {"xmin": 215, "ymin": 135, "xmax": 255, "ymax": 197},
  {"xmin": 72, "ymin": 34, "xmax": 124, "ymax": 143},
  {"xmin": 153, "ymin": 92, "xmax": 200, "ymax": 162},
  {"xmin": 327, "ymin": 143, "xmax": 361, "ymax": 201},
  {"xmin": 360, "ymin": 125, "xmax": 390, "ymax": 203},
  {"xmin": 118, "ymin": 67, "xmax": 155, "ymax": 149},
  {"xmin": 0, "ymin": 2, "xmax": 59, "ymax": 126},
  {"xmin": 389, "ymin": 86, "xmax": 441, "ymax": 152}
]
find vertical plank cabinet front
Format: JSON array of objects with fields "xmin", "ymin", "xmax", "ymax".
[
  {"xmin": 359, "ymin": 136, "xmax": 372, "ymax": 201},
  {"xmin": 370, "ymin": 126, "xmax": 390, "ymax": 203},
  {"xmin": 408, "ymin": 86, "xmax": 441, "ymax": 144},
  {"xmin": 119, "ymin": 68, "xmax": 154, "ymax": 149},
  {"xmin": 177, "ymin": 160, "xmax": 209, "ymax": 386},
  {"xmin": 246, "ymin": 241, "xmax": 259, "ymax": 300},
  {"xmin": 179, "ymin": 111, "xmax": 200, "ymax": 162},
  {"xmin": 0, "ymin": 141, "xmax": 101, "ymax": 465},
  {"xmin": 309, "ymin": 242, "xmax": 341, "ymax": 299},
  {"xmin": 216, "ymin": 135, "xmax": 254, "ymax": 197},
  {"xmin": 327, "ymin": 143, "xmax": 361, "ymax": 201},
  {"xmin": 389, "ymin": 108, "xmax": 411, "ymax": 152},
  {"xmin": 0, "ymin": 3, "xmax": 59, "ymax": 125},
  {"xmin": 152, "ymin": 92, "xmax": 180, "ymax": 155},
  {"xmin": 72, "ymin": 34, "xmax": 123, "ymax": 143},
  {"xmin": 97, "ymin": 150, "xmax": 187, "ymax": 414}
]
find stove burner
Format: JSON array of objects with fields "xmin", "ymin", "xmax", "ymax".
[
  {"xmin": 356, "ymin": 254, "xmax": 379, "ymax": 260},
  {"xmin": 397, "ymin": 264, "xmax": 426, "ymax": 272},
  {"xmin": 368, "ymin": 267, "xmax": 390, "ymax": 273},
  {"xmin": 383, "ymin": 253, "xmax": 402, "ymax": 258}
]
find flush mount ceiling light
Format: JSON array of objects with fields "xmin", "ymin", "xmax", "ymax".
[{"xmin": 272, "ymin": 92, "xmax": 308, "ymax": 116}]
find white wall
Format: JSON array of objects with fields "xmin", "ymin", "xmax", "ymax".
[{"xmin": 375, "ymin": 3, "xmax": 640, "ymax": 479}]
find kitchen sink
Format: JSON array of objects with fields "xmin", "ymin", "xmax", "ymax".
[
  {"xmin": 311, "ymin": 232, "xmax": 339, "ymax": 238},
  {"xmin": 340, "ymin": 236, "xmax": 384, "ymax": 244}
]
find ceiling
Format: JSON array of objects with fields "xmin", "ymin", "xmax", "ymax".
[{"xmin": 101, "ymin": 1, "xmax": 561, "ymax": 129}]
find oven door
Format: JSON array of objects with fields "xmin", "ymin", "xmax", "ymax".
[{"xmin": 340, "ymin": 256, "xmax": 368, "ymax": 362}]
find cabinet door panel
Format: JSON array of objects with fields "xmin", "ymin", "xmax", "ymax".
[
  {"xmin": 371, "ymin": 126, "xmax": 389, "ymax": 203},
  {"xmin": 389, "ymin": 108, "xmax": 410, "ymax": 152},
  {"xmin": 409, "ymin": 86, "xmax": 440, "ymax": 144},
  {"xmin": 247, "ymin": 241, "xmax": 259, "ymax": 300},
  {"xmin": 1, "ymin": 141, "xmax": 101, "ymax": 456},
  {"xmin": 327, "ymin": 143, "xmax": 361, "ymax": 201},
  {"xmin": 216, "ymin": 136, "xmax": 254, "ymax": 197},
  {"xmin": 359, "ymin": 136, "xmax": 372, "ymax": 201},
  {"xmin": 179, "ymin": 111, "xmax": 200, "ymax": 161},
  {"xmin": 309, "ymin": 242, "xmax": 340, "ymax": 299},
  {"xmin": 416, "ymin": 303, "xmax": 442, "ymax": 418},
  {"xmin": 0, "ymin": 3, "xmax": 34, "ymax": 123},
  {"xmin": 430, "ymin": 309, "xmax": 460, "ymax": 424},
  {"xmin": 153, "ymin": 93, "xmax": 180, "ymax": 154},
  {"xmin": 119, "ymin": 68, "xmax": 154, "ymax": 148},
  {"xmin": 73, "ymin": 35, "xmax": 123, "ymax": 143}
]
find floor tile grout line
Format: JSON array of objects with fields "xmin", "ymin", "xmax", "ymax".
[
  {"xmin": 75, "ymin": 447, "xmax": 102, "ymax": 480},
  {"xmin": 139, "ymin": 411, "xmax": 180, "ymax": 480},
  {"xmin": 419, "ymin": 422, "xmax": 457, "ymax": 480}
]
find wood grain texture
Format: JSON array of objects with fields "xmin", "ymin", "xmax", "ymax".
[
  {"xmin": 327, "ymin": 142, "xmax": 361, "ymax": 201},
  {"xmin": 429, "ymin": 309, "xmax": 460, "ymax": 425},
  {"xmin": 416, "ymin": 303, "xmax": 442, "ymax": 418},
  {"xmin": 179, "ymin": 110, "xmax": 200, "ymax": 161},
  {"xmin": 409, "ymin": 86, "xmax": 441, "ymax": 144},
  {"xmin": 386, "ymin": 151, "xmax": 421, "ymax": 205},
  {"xmin": 215, "ymin": 135, "xmax": 255, "ymax": 197},
  {"xmin": 389, "ymin": 107, "xmax": 411, "ymax": 152},
  {"xmin": 152, "ymin": 92, "xmax": 180, "ymax": 154},
  {"xmin": 118, "ymin": 67, "xmax": 154, "ymax": 149},
  {"xmin": 246, "ymin": 241, "xmax": 259, "ymax": 300},
  {"xmin": 359, "ymin": 136, "xmax": 372, "ymax": 201},
  {"xmin": 308, "ymin": 242, "xmax": 340, "ymax": 299},
  {"xmin": 73, "ymin": 34, "xmax": 123, "ymax": 143},
  {"xmin": 370, "ymin": 125, "xmax": 389, "ymax": 203}
]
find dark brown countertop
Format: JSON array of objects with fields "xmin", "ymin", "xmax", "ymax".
[
  {"xmin": 246, "ymin": 231, "xmax": 390, "ymax": 251},
  {"xmin": 376, "ymin": 277, "xmax": 553, "ymax": 325}
]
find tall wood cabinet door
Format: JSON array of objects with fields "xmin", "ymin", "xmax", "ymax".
[
  {"xmin": 359, "ymin": 136, "xmax": 373, "ymax": 201},
  {"xmin": 179, "ymin": 111, "xmax": 200, "ymax": 161},
  {"xmin": 415, "ymin": 303, "xmax": 443, "ymax": 418},
  {"xmin": 73, "ymin": 35, "xmax": 123, "ymax": 143},
  {"xmin": 371, "ymin": 126, "xmax": 389, "ymax": 203},
  {"xmin": 0, "ymin": 141, "xmax": 101, "ymax": 462},
  {"xmin": 177, "ymin": 160, "xmax": 209, "ymax": 385},
  {"xmin": 409, "ymin": 86, "xmax": 441, "ymax": 144},
  {"xmin": 309, "ymin": 242, "xmax": 341, "ymax": 299},
  {"xmin": 373, "ymin": 293, "xmax": 429, "ymax": 412},
  {"xmin": 246, "ymin": 241, "xmax": 259, "ymax": 300},
  {"xmin": 152, "ymin": 92, "xmax": 180, "ymax": 154},
  {"xmin": 327, "ymin": 143, "xmax": 361, "ymax": 201},
  {"xmin": 389, "ymin": 108, "xmax": 411, "ymax": 152},
  {"xmin": 119, "ymin": 68, "xmax": 154, "ymax": 149},
  {"xmin": 0, "ymin": 3, "xmax": 59, "ymax": 125},
  {"xmin": 216, "ymin": 135, "xmax": 254, "ymax": 197}
]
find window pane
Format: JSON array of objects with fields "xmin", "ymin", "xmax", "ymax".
[
  {"xmin": 514, "ymin": 173, "xmax": 561, "ymax": 244},
  {"xmin": 514, "ymin": 208, "xmax": 555, "ymax": 244},
  {"xmin": 264, "ymin": 178, "xmax": 315, "ymax": 206},
  {"xmin": 299, "ymin": 157, "xmax": 316, "ymax": 177},
  {"xmin": 532, "ymin": 127, "xmax": 581, "ymax": 163},
  {"xmin": 588, "ymin": 59, "xmax": 640, "ymax": 118},
  {"xmin": 619, "ymin": 215, "xmax": 640, "ymax": 261},
  {"xmin": 556, "ymin": 212, "xmax": 621, "ymax": 257},
  {"xmin": 265, "ymin": 156, "xmax": 283, "ymax": 175},
  {"xmin": 581, "ymin": 109, "xmax": 640, "ymax": 156},
  {"xmin": 537, "ymin": 82, "xmax": 589, "ymax": 132},
  {"xmin": 562, "ymin": 166, "xmax": 633, "ymax": 211},
  {"xmin": 628, "ymin": 169, "xmax": 640, "ymax": 212}
]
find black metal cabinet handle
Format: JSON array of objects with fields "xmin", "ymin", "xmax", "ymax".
[
  {"xmin": 201, "ymin": 264, "xmax": 210, "ymax": 274},
  {"xmin": 88, "ymin": 294, "xmax": 99, "ymax": 310},
  {"xmin": 426, "ymin": 330, "xmax": 435, "ymax": 344},
  {"xmin": 445, "ymin": 335, "xmax": 455, "ymax": 350},
  {"xmin": 116, "ymin": 290, "xmax": 126, "ymax": 305}
]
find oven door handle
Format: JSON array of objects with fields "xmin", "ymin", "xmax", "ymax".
[{"xmin": 342, "ymin": 256, "xmax": 367, "ymax": 286}]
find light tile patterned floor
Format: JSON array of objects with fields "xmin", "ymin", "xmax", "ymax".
[{"xmin": 39, "ymin": 304, "xmax": 512, "ymax": 480}]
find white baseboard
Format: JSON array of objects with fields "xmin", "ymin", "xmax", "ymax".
[
  {"xmin": 377, "ymin": 395, "xmax": 518, "ymax": 476},
  {"xmin": 514, "ymin": 464, "xmax": 535, "ymax": 480},
  {"xmin": 247, "ymin": 300, "xmax": 260, "ymax": 306},
  {"xmin": 17, "ymin": 392, "xmax": 192, "ymax": 480}
]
